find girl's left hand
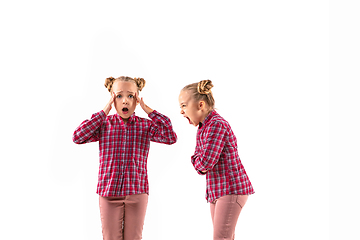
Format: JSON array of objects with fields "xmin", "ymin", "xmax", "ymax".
[{"xmin": 136, "ymin": 93, "xmax": 154, "ymax": 115}]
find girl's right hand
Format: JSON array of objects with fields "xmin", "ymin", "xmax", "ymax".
[{"xmin": 103, "ymin": 92, "xmax": 116, "ymax": 115}]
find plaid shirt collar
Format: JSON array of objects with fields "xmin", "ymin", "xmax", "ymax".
[
  {"xmin": 115, "ymin": 112, "xmax": 136, "ymax": 125},
  {"xmin": 199, "ymin": 110, "xmax": 216, "ymax": 129}
]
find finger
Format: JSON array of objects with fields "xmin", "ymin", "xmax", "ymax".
[
  {"xmin": 107, "ymin": 93, "xmax": 114, "ymax": 109},
  {"xmin": 140, "ymin": 97, "xmax": 145, "ymax": 106},
  {"xmin": 135, "ymin": 92, "xmax": 141, "ymax": 102}
]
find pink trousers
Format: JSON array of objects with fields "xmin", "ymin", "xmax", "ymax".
[
  {"xmin": 99, "ymin": 194, "xmax": 148, "ymax": 240},
  {"xmin": 210, "ymin": 195, "xmax": 249, "ymax": 240}
]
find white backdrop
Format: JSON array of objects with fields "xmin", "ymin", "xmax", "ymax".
[{"xmin": 0, "ymin": 1, "xmax": 336, "ymax": 239}]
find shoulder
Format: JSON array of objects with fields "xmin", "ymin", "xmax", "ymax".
[
  {"xmin": 104, "ymin": 114, "xmax": 117, "ymax": 122},
  {"xmin": 133, "ymin": 115, "xmax": 152, "ymax": 125},
  {"xmin": 208, "ymin": 112, "xmax": 231, "ymax": 130},
  {"xmin": 202, "ymin": 119, "xmax": 227, "ymax": 139},
  {"xmin": 149, "ymin": 110, "xmax": 170, "ymax": 119}
]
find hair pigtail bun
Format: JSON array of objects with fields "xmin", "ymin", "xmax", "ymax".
[
  {"xmin": 104, "ymin": 77, "xmax": 116, "ymax": 92},
  {"xmin": 134, "ymin": 77, "xmax": 146, "ymax": 91},
  {"xmin": 197, "ymin": 80, "xmax": 213, "ymax": 95}
]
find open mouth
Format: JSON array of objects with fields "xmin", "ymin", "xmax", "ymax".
[
  {"xmin": 185, "ymin": 116, "xmax": 192, "ymax": 125},
  {"xmin": 122, "ymin": 107, "xmax": 129, "ymax": 114}
]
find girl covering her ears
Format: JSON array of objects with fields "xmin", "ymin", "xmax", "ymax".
[
  {"xmin": 179, "ymin": 80, "xmax": 254, "ymax": 240},
  {"xmin": 73, "ymin": 76, "xmax": 177, "ymax": 240}
]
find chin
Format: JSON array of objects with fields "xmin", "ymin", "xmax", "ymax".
[{"xmin": 117, "ymin": 110, "xmax": 134, "ymax": 119}]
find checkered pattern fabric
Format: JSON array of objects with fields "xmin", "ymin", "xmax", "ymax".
[
  {"xmin": 73, "ymin": 110, "xmax": 177, "ymax": 197},
  {"xmin": 191, "ymin": 111, "xmax": 255, "ymax": 202}
]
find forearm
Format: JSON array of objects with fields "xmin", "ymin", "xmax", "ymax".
[
  {"xmin": 149, "ymin": 111, "xmax": 177, "ymax": 144},
  {"xmin": 191, "ymin": 122, "xmax": 226, "ymax": 174},
  {"xmin": 144, "ymin": 106, "xmax": 154, "ymax": 115},
  {"xmin": 191, "ymin": 153, "xmax": 211, "ymax": 175},
  {"xmin": 72, "ymin": 110, "xmax": 105, "ymax": 144}
]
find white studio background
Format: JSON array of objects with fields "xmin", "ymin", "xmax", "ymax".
[{"xmin": 0, "ymin": 0, "xmax": 337, "ymax": 239}]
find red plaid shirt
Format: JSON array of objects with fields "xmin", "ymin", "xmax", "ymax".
[
  {"xmin": 191, "ymin": 110, "xmax": 255, "ymax": 202},
  {"xmin": 73, "ymin": 110, "xmax": 177, "ymax": 197}
]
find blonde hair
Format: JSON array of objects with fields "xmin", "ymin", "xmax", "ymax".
[
  {"xmin": 182, "ymin": 80, "xmax": 215, "ymax": 110},
  {"xmin": 104, "ymin": 76, "xmax": 146, "ymax": 92}
]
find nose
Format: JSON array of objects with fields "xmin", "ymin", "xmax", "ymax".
[
  {"xmin": 180, "ymin": 109, "xmax": 184, "ymax": 114},
  {"xmin": 122, "ymin": 97, "xmax": 128, "ymax": 104}
]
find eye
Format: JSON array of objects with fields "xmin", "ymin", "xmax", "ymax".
[
  {"xmin": 116, "ymin": 94, "xmax": 122, "ymax": 98},
  {"xmin": 129, "ymin": 94, "xmax": 134, "ymax": 99}
]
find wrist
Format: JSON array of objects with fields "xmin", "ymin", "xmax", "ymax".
[
  {"xmin": 103, "ymin": 107, "xmax": 110, "ymax": 115},
  {"xmin": 146, "ymin": 108, "xmax": 154, "ymax": 115}
]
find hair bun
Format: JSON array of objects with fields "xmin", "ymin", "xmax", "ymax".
[
  {"xmin": 104, "ymin": 77, "xmax": 116, "ymax": 92},
  {"xmin": 133, "ymin": 77, "xmax": 146, "ymax": 91},
  {"xmin": 197, "ymin": 80, "xmax": 213, "ymax": 95}
]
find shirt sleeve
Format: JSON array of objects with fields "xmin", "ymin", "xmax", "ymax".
[
  {"xmin": 148, "ymin": 110, "xmax": 177, "ymax": 145},
  {"xmin": 191, "ymin": 121, "xmax": 227, "ymax": 174},
  {"xmin": 72, "ymin": 110, "xmax": 106, "ymax": 144}
]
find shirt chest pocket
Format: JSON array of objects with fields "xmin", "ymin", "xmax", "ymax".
[{"xmin": 100, "ymin": 124, "xmax": 122, "ymax": 143}]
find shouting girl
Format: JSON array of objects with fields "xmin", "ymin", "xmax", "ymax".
[{"xmin": 179, "ymin": 80, "xmax": 254, "ymax": 240}]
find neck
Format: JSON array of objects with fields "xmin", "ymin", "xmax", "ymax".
[
  {"xmin": 200, "ymin": 109, "xmax": 212, "ymax": 124},
  {"xmin": 121, "ymin": 117, "xmax": 129, "ymax": 124}
]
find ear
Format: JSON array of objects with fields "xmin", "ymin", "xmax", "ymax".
[
  {"xmin": 198, "ymin": 101, "xmax": 205, "ymax": 110},
  {"xmin": 135, "ymin": 92, "xmax": 140, "ymax": 105}
]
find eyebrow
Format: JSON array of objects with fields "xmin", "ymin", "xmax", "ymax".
[{"xmin": 115, "ymin": 91, "xmax": 135, "ymax": 94}]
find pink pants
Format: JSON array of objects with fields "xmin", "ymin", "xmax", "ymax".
[
  {"xmin": 210, "ymin": 195, "xmax": 249, "ymax": 240},
  {"xmin": 99, "ymin": 194, "xmax": 148, "ymax": 240}
]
